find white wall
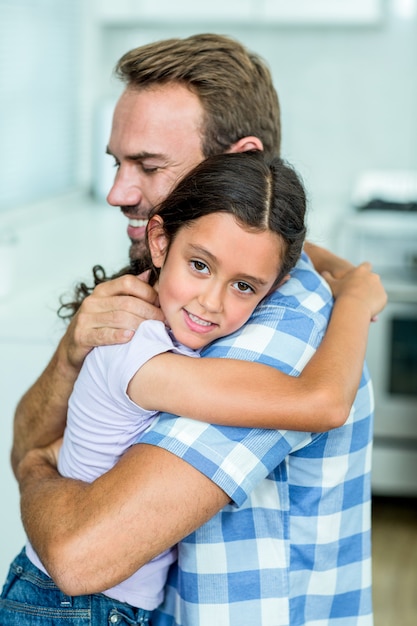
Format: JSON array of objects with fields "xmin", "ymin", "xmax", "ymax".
[
  {"xmin": 0, "ymin": 1, "xmax": 83, "ymax": 211},
  {"xmin": 0, "ymin": 194, "xmax": 127, "ymax": 584},
  {"xmin": 91, "ymin": 0, "xmax": 417, "ymax": 247}
]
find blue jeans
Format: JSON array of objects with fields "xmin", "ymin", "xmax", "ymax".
[{"xmin": 0, "ymin": 549, "xmax": 153, "ymax": 625}]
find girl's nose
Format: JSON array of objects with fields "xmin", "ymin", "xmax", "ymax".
[{"xmin": 197, "ymin": 282, "xmax": 224, "ymax": 313}]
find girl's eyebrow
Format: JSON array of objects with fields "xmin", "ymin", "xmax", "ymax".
[
  {"xmin": 188, "ymin": 244, "xmax": 216, "ymax": 263},
  {"xmin": 235, "ymin": 274, "xmax": 270, "ymax": 288},
  {"xmin": 188, "ymin": 244, "xmax": 270, "ymax": 288}
]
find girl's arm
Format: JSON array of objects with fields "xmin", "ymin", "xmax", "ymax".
[
  {"xmin": 304, "ymin": 241, "xmax": 353, "ymax": 277},
  {"xmin": 129, "ymin": 263, "xmax": 387, "ymax": 432}
]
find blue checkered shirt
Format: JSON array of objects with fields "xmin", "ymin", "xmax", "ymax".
[{"xmin": 140, "ymin": 253, "xmax": 374, "ymax": 626}]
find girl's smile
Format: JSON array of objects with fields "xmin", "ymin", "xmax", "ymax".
[
  {"xmin": 182, "ymin": 309, "xmax": 218, "ymax": 334},
  {"xmin": 148, "ymin": 212, "xmax": 284, "ymax": 351}
]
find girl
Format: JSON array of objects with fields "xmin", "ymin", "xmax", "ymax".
[{"xmin": 4, "ymin": 151, "xmax": 385, "ymax": 623}]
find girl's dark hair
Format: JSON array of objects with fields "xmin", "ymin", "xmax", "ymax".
[
  {"xmin": 147, "ymin": 151, "xmax": 306, "ymax": 285},
  {"xmin": 58, "ymin": 152, "xmax": 306, "ymax": 319}
]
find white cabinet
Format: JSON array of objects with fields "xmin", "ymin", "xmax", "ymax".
[
  {"xmin": 97, "ymin": 0, "xmax": 253, "ymax": 23},
  {"xmin": 0, "ymin": 290, "xmax": 63, "ymax": 583},
  {"xmin": 263, "ymin": 0, "xmax": 382, "ymax": 24},
  {"xmin": 0, "ymin": 192, "xmax": 128, "ymax": 583},
  {"xmin": 94, "ymin": 0, "xmax": 383, "ymax": 25},
  {"xmin": 0, "ymin": 342, "xmax": 57, "ymax": 583}
]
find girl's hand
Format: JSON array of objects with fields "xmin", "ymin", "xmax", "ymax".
[
  {"xmin": 304, "ymin": 241, "xmax": 354, "ymax": 277},
  {"xmin": 322, "ymin": 262, "xmax": 387, "ymax": 321}
]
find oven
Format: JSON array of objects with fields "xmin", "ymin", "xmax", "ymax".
[
  {"xmin": 337, "ymin": 210, "xmax": 417, "ymax": 495},
  {"xmin": 367, "ymin": 275, "xmax": 417, "ymax": 495}
]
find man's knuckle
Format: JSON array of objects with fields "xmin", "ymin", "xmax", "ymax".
[{"xmin": 118, "ymin": 274, "xmax": 136, "ymax": 291}]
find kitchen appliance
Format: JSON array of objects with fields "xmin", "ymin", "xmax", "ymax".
[{"xmin": 338, "ymin": 203, "xmax": 417, "ymax": 496}]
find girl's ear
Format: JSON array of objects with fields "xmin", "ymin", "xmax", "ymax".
[{"xmin": 147, "ymin": 215, "xmax": 168, "ymax": 268}]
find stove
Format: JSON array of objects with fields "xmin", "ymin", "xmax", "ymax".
[{"xmin": 338, "ymin": 210, "xmax": 417, "ymax": 496}]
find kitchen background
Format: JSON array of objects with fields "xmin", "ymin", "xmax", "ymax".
[{"xmin": 0, "ymin": 0, "xmax": 416, "ymax": 623}]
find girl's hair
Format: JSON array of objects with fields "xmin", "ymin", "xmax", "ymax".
[
  {"xmin": 58, "ymin": 152, "xmax": 306, "ymax": 319},
  {"xmin": 146, "ymin": 151, "xmax": 306, "ymax": 289}
]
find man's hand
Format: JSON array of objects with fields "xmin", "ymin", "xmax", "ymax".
[
  {"xmin": 17, "ymin": 438, "xmax": 63, "ymax": 489},
  {"xmin": 40, "ymin": 437, "xmax": 63, "ymax": 470},
  {"xmin": 64, "ymin": 273, "xmax": 164, "ymax": 371}
]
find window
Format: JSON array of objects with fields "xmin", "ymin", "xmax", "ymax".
[{"xmin": 0, "ymin": 0, "xmax": 82, "ymax": 211}]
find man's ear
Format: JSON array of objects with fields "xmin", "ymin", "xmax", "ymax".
[
  {"xmin": 147, "ymin": 215, "xmax": 168, "ymax": 268},
  {"xmin": 228, "ymin": 136, "xmax": 264, "ymax": 154}
]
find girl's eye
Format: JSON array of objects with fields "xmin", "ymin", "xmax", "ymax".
[
  {"xmin": 191, "ymin": 260, "xmax": 209, "ymax": 274},
  {"xmin": 234, "ymin": 281, "xmax": 254, "ymax": 294}
]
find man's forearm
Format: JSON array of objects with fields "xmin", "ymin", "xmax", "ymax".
[
  {"xmin": 11, "ymin": 339, "xmax": 79, "ymax": 477},
  {"xmin": 19, "ymin": 443, "xmax": 229, "ymax": 596}
]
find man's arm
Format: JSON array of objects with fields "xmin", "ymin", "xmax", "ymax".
[
  {"xmin": 11, "ymin": 274, "xmax": 163, "ymax": 476},
  {"xmin": 304, "ymin": 241, "xmax": 354, "ymax": 276},
  {"xmin": 18, "ymin": 443, "xmax": 229, "ymax": 595}
]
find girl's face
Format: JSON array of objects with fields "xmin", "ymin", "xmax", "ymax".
[{"xmin": 148, "ymin": 212, "xmax": 284, "ymax": 350}]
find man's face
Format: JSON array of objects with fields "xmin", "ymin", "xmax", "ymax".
[{"xmin": 106, "ymin": 84, "xmax": 206, "ymax": 261}]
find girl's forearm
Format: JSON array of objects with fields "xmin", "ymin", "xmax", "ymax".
[{"xmin": 304, "ymin": 242, "xmax": 353, "ymax": 276}]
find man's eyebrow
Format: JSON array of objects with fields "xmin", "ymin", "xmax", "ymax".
[{"xmin": 105, "ymin": 146, "xmax": 164, "ymax": 161}]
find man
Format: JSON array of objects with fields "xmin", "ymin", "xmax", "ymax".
[{"xmin": 10, "ymin": 35, "xmax": 375, "ymax": 625}]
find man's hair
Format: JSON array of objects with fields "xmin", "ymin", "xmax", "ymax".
[
  {"xmin": 115, "ymin": 33, "xmax": 281, "ymax": 159},
  {"xmin": 58, "ymin": 35, "xmax": 282, "ymax": 320}
]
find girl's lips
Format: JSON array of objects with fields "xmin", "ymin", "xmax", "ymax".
[{"xmin": 183, "ymin": 309, "xmax": 217, "ymax": 334}]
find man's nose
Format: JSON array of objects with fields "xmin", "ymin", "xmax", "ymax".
[{"xmin": 106, "ymin": 166, "xmax": 142, "ymax": 208}]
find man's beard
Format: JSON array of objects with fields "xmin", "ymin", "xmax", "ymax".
[{"xmin": 129, "ymin": 237, "xmax": 148, "ymax": 264}]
